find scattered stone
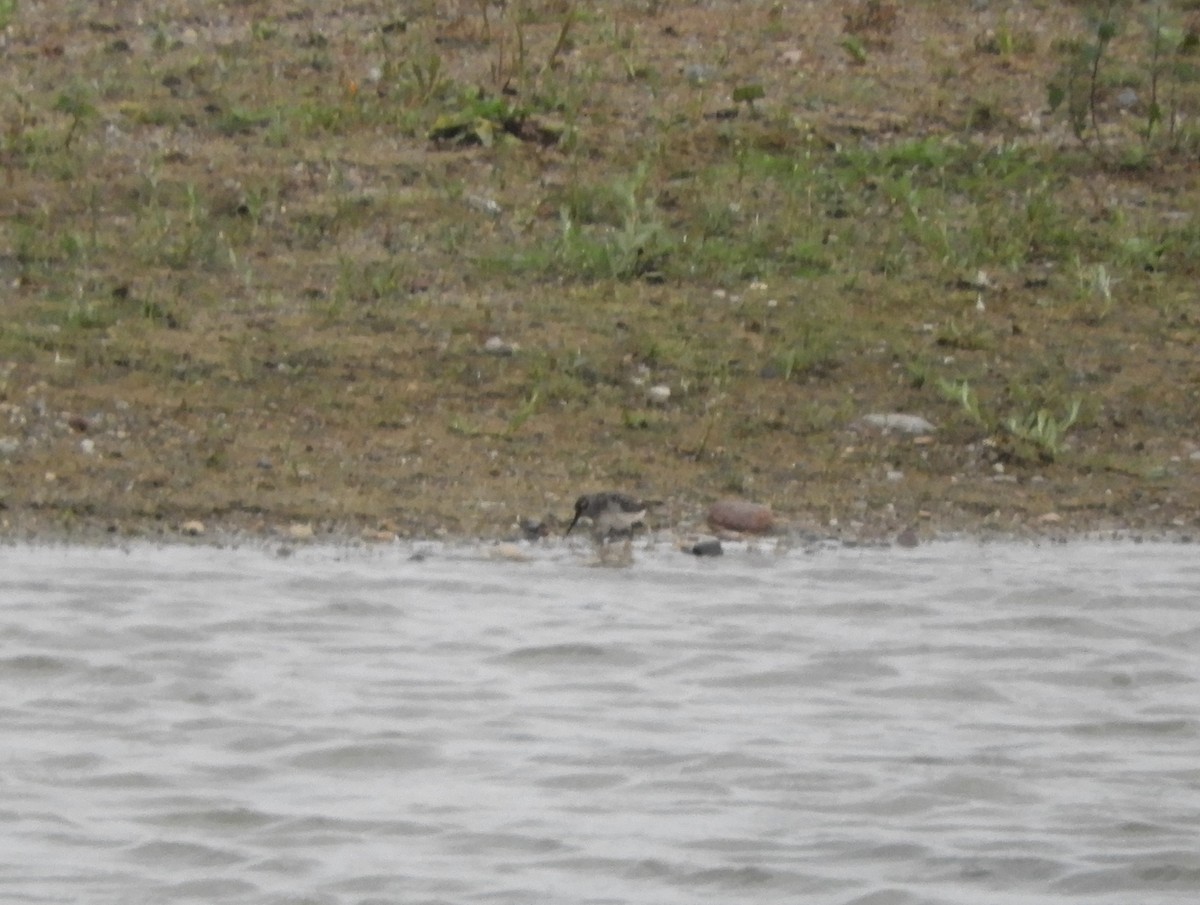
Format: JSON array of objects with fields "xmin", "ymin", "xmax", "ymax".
[
  {"xmin": 466, "ymin": 194, "xmax": 502, "ymax": 217},
  {"xmin": 1116, "ymin": 88, "xmax": 1139, "ymax": 110},
  {"xmin": 957, "ymin": 269, "xmax": 993, "ymax": 291},
  {"xmin": 0, "ymin": 437, "xmax": 19, "ymax": 457},
  {"xmin": 707, "ymin": 499, "xmax": 774, "ymax": 534},
  {"xmin": 483, "ymin": 336, "xmax": 517, "ymax": 356},
  {"xmin": 288, "ymin": 522, "xmax": 315, "ymax": 540},
  {"xmin": 896, "ymin": 526, "xmax": 919, "ymax": 548},
  {"xmin": 79, "ymin": 439, "xmax": 96, "ymax": 455},
  {"xmin": 1037, "ymin": 512, "xmax": 1062, "ymax": 524},
  {"xmin": 180, "ymin": 520, "xmax": 206, "ymax": 536},
  {"xmin": 854, "ymin": 413, "xmax": 936, "ymax": 435},
  {"xmin": 886, "ymin": 469, "xmax": 904, "ymax": 482},
  {"xmin": 689, "ymin": 538, "xmax": 724, "ymax": 557},
  {"xmin": 361, "ymin": 528, "xmax": 397, "ymax": 542},
  {"xmin": 646, "ymin": 384, "xmax": 671, "ymax": 406},
  {"xmin": 490, "ymin": 543, "xmax": 530, "ymax": 562}
]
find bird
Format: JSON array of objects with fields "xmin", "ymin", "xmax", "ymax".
[{"xmin": 565, "ymin": 492, "xmax": 655, "ymax": 538}]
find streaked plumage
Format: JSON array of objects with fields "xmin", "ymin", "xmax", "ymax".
[{"xmin": 566, "ymin": 492, "xmax": 651, "ymax": 537}]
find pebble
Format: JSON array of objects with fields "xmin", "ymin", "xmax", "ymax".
[
  {"xmin": 0, "ymin": 437, "xmax": 19, "ymax": 456},
  {"xmin": 180, "ymin": 520, "xmax": 206, "ymax": 536},
  {"xmin": 483, "ymin": 336, "xmax": 517, "ymax": 356},
  {"xmin": 646, "ymin": 384, "xmax": 671, "ymax": 405},
  {"xmin": 490, "ymin": 543, "xmax": 531, "ymax": 562},
  {"xmin": 466, "ymin": 195, "xmax": 502, "ymax": 217},
  {"xmin": 361, "ymin": 528, "xmax": 397, "ymax": 542},
  {"xmin": 288, "ymin": 522, "xmax": 315, "ymax": 540},
  {"xmin": 707, "ymin": 499, "xmax": 774, "ymax": 534},
  {"xmin": 689, "ymin": 538, "xmax": 724, "ymax": 557},
  {"xmin": 854, "ymin": 413, "xmax": 936, "ymax": 435}
]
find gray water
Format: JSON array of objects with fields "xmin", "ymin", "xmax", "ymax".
[{"xmin": 2, "ymin": 539, "xmax": 1198, "ymax": 905}]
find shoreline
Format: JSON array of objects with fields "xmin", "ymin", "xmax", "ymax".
[{"xmin": 3, "ymin": 505, "xmax": 1195, "ymax": 551}]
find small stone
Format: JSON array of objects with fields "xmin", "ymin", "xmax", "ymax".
[
  {"xmin": 646, "ymin": 384, "xmax": 671, "ymax": 405},
  {"xmin": 0, "ymin": 437, "xmax": 19, "ymax": 456},
  {"xmin": 180, "ymin": 520, "xmax": 206, "ymax": 536},
  {"xmin": 466, "ymin": 194, "xmax": 502, "ymax": 217},
  {"xmin": 707, "ymin": 499, "xmax": 774, "ymax": 534},
  {"xmin": 490, "ymin": 543, "xmax": 531, "ymax": 562},
  {"xmin": 690, "ymin": 538, "xmax": 724, "ymax": 557},
  {"xmin": 80, "ymin": 438, "xmax": 96, "ymax": 455},
  {"xmin": 288, "ymin": 522, "xmax": 315, "ymax": 540},
  {"xmin": 855, "ymin": 413, "xmax": 936, "ymax": 435},
  {"xmin": 896, "ymin": 527, "xmax": 919, "ymax": 548},
  {"xmin": 361, "ymin": 528, "xmax": 397, "ymax": 542},
  {"xmin": 1037, "ymin": 512, "xmax": 1062, "ymax": 524},
  {"xmin": 483, "ymin": 336, "xmax": 516, "ymax": 355}
]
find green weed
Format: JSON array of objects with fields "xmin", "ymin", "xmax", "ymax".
[
  {"xmin": 1004, "ymin": 400, "xmax": 1082, "ymax": 461},
  {"xmin": 939, "ymin": 376, "xmax": 1083, "ymax": 462}
]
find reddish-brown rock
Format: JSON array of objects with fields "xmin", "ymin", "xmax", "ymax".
[{"xmin": 706, "ymin": 499, "xmax": 774, "ymax": 534}]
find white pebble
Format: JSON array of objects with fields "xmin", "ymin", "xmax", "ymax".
[{"xmin": 646, "ymin": 384, "xmax": 671, "ymax": 405}]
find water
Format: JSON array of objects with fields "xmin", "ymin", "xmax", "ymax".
[{"xmin": 2, "ymin": 539, "xmax": 1199, "ymax": 904}]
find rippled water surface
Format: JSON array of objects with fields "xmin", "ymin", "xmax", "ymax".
[{"xmin": 3, "ymin": 539, "xmax": 1199, "ymax": 904}]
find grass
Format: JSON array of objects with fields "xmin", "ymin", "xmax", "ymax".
[{"xmin": 0, "ymin": 0, "xmax": 1199, "ymax": 538}]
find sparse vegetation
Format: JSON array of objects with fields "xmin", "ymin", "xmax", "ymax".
[
  {"xmin": 0, "ymin": 0, "xmax": 1198, "ymax": 540},
  {"xmin": 1048, "ymin": 0, "xmax": 1200, "ymax": 157}
]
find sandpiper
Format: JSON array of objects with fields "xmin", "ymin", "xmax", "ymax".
[{"xmin": 566, "ymin": 492, "xmax": 654, "ymax": 538}]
